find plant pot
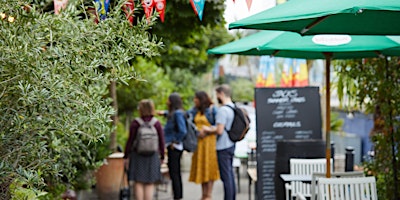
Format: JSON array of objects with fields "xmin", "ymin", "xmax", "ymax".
[{"xmin": 95, "ymin": 152, "xmax": 126, "ymax": 200}]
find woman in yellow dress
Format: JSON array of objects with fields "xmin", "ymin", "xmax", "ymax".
[{"xmin": 188, "ymin": 91, "xmax": 219, "ymax": 200}]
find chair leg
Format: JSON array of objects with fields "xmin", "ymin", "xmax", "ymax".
[{"xmin": 236, "ymin": 166, "xmax": 240, "ymax": 193}]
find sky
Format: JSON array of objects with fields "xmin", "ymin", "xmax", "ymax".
[{"xmin": 223, "ymin": 0, "xmax": 276, "ymax": 26}]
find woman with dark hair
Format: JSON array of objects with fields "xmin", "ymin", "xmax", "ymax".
[
  {"xmin": 163, "ymin": 92, "xmax": 187, "ymax": 200},
  {"xmin": 188, "ymin": 91, "xmax": 219, "ymax": 200},
  {"xmin": 123, "ymin": 99, "xmax": 165, "ymax": 200}
]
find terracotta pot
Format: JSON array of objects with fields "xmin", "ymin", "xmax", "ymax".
[{"xmin": 95, "ymin": 152, "xmax": 126, "ymax": 200}]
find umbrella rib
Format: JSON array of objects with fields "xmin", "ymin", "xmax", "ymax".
[
  {"xmin": 271, "ymin": 50, "xmax": 280, "ymax": 57},
  {"xmin": 375, "ymin": 51, "xmax": 385, "ymax": 58},
  {"xmin": 301, "ymin": 15, "xmax": 330, "ymax": 35}
]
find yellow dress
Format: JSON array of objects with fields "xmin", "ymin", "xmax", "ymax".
[{"xmin": 189, "ymin": 112, "xmax": 220, "ymax": 184}]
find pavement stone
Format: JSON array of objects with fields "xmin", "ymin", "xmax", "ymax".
[{"xmin": 78, "ymin": 153, "xmax": 254, "ymax": 200}]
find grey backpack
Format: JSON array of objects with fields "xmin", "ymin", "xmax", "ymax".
[{"xmin": 133, "ymin": 117, "xmax": 159, "ymax": 156}]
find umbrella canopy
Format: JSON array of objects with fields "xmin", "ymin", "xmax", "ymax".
[
  {"xmin": 208, "ymin": 31, "xmax": 400, "ymax": 182},
  {"xmin": 229, "ymin": 0, "xmax": 400, "ymax": 35},
  {"xmin": 208, "ymin": 31, "xmax": 400, "ymax": 59}
]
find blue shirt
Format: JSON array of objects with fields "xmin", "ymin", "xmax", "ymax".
[
  {"xmin": 215, "ymin": 103, "xmax": 235, "ymax": 150},
  {"xmin": 164, "ymin": 110, "xmax": 187, "ymax": 150}
]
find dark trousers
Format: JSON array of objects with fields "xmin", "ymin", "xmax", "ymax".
[
  {"xmin": 217, "ymin": 145, "xmax": 236, "ymax": 200},
  {"xmin": 167, "ymin": 146, "xmax": 183, "ymax": 199}
]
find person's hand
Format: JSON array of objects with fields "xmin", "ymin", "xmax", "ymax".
[
  {"xmin": 198, "ymin": 128, "xmax": 207, "ymax": 138},
  {"xmin": 124, "ymin": 159, "xmax": 129, "ymax": 170},
  {"xmin": 202, "ymin": 125, "xmax": 213, "ymax": 133},
  {"xmin": 156, "ymin": 110, "xmax": 166, "ymax": 116}
]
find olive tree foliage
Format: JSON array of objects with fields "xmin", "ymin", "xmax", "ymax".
[
  {"xmin": 0, "ymin": 0, "xmax": 162, "ymax": 198},
  {"xmin": 334, "ymin": 57, "xmax": 400, "ymax": 200}
]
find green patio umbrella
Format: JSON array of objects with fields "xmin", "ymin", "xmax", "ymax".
[
  {"xmin": 208, "ymin": 31, "xmax": 400, "ymax": 182},
  {"xmin": 208, "ymin": 31, "xmax": 400, "ymax": 58},
  {"xmin": 229, "ymin": 0, "xmax": 400, "ymax": 35}
]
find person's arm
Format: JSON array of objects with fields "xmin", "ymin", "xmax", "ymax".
[
  {"xmin": 156, "ymin": 110, "xmax": 168, "ymax": 117},
  {"xmin": 202, "ymin": 106, "xmax": 226, "ymax": 136},
  {"xmin": 123, "ymin": 120, "xmax": 139, "ymax": 159},
  {"xmin": 174, "ymin": 111, "xmax": 187, "ymax": 141},
  {"xmin": 202, "ymin": 123, "xmax": 224, "ymax": 136}
]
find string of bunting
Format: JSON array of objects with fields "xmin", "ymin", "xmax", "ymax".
[{"xmin": 53, "ymin": 0, "xmax": 252, "ymax": 23}]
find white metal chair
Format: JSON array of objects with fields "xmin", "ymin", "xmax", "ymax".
[
  {"xmin": 310, "ymin": 171, "xmax": 365, "ymax": 200},
  {"xmin": 285, "ymin": 158, "xmax": 332, "ymax": 200},
  {"xmin": 295, "ymin": 193, "xmax": 307, "ymax": 200},
  {"xmin": 317, "ymin": 176, "xmax": 377, "ymax": 200}
]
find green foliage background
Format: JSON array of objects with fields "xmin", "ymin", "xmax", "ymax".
[
  {"xmin": 0, "ymin": 0, "xmax": 162, "ymax": 198},
  {"xmin": 334, "ymin": 57, "xmax": 400, "ymax": 199}
]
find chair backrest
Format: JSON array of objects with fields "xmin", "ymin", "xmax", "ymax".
[
  {"xmin": 311, "ymin": 171, "xmax": 365, "ymax": 200},
  {"xmin": 289, "ymin": 158, "xmax": 332, "ymax": 198},
  {"xmin": 290, "ymin": 158, "xmax": 330, "ymax": 175},
  {"xmin": 318, "ymin": 176, "xmax": 377, "ymax": 200}
]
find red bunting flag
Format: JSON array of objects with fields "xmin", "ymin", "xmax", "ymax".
[
  {"xmin": 54, "ymin": 0, "xmax": 68, "ymax": 14},
  {"xmin": 123, "ymin": 0, "xmax": 135, "ymax": 25},
  {"xmin": 246, "ymin": 0, "xmax": 252, "ymax": 11},
  {"xmin": 142, "ymin": 0, "xmax": 154, "ymax": 22},
  {"xmin": 154, "ymin": 0, "xmax": 166, "ymax": 22}
]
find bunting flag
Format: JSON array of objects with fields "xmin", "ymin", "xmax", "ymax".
[
  {"xmin": 280, "ymin": 59, "xmax": 293, "ymax": 87},
  {"xmin": 245, "ymin": 0, "xmax": 252, "ymax": 11},
  {"xmin": 95, "ymin": 0, "xmax": 110, "ymax": 20},
  {"xmin": 190, "ymin": 0, "xmax": 205, "ymax": 21},
  {"xmin": 256, "ymin": 56, "xmax": 276, "ymax": 88},
  {"xmin": 142, "ymin": 0, "xmax": 155, "ymax": 22},
  {"xmin": 122, "ymin": 0, "xmax": 135, "ymax": 25},
  {"xmin": 54, "ymin": 0, "xmax": 68, "ymax": 14},
  {"xmin": 87, "ymin": 7, "xmax": 99, "ymax": 23},
  {"xmin": 154, "ymin": 0, "xmax": 166, "ymax": 22},
  {"xmin": 292, "ymin": 59, "xmax": 309, "ymax": 86}
]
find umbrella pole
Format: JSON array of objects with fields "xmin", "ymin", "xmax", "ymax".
[{"xmin": 324, "ymin": 54, "xmax": 332, "ymax": 178}]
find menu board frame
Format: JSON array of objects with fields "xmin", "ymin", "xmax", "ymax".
[{"xmin": 255, "ymin": 87, "xmax": 322, "ymax": 200}]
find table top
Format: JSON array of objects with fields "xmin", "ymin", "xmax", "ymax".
[{"xmin": 279, "ymin": 174, "xmax": 312, "ymax": 182}]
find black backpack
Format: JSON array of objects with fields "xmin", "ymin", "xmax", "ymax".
[
  {"xmin": 182, "ymin": 113, "xmax": 199, "ymax": 152},
  {"xmin": 225, "ymin": 104, "xmax": 250, "ymax": 142}
]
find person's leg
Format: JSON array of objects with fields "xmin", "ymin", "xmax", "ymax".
[
  {"xmin": 204, "ymin": 181, "xmax": 214, "ymax": 200},
  {"xmin": 217, "ymin": 146, "xmax": 236, "ymax": 200},
  {"xmin": 201, "ymin": 183, "xmax": 207, "ymax": 200},
  {"xmin": 134, "ymin": 182, "xmax": 144, "ymax": 200},
  {"xmin": 143, "ymin": 183, "xmax": 155, "ymax": 200},
  {"xmin": 167, "ymin": 146, "xmax": 183, "ymax": 199}
]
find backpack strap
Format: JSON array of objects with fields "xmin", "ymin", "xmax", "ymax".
[
  {"xmin": 136, "ymin": 117, "xmax": 157, "ymax": 126},
  {"xmin": 223, "ymin": 104, "xmax": 235, "ymax": 132},
  {"xmin": 135, "ymin": 117, "xmax": 144, "ymax": 125},
  {"xmin": 148, "ymin": 117, "xmax": 158, "ymax": 126}
]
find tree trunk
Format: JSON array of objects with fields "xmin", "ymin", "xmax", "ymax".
[
  {"xmin": 125, "ymin": 110, "xmax": 132, "ymax": 133},
  {"xmin": 109, "ymin": 80, "xmax": 118, "ymax": 151}
]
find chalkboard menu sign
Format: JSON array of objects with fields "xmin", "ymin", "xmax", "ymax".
[{"xmin": 255, "ymin": 87, "xmax": 322, "ymax": 200}]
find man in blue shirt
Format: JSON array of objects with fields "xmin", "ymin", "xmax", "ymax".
[{"xmin": 203, "ymin": 84, "xmax": 236, "ymax": 200}]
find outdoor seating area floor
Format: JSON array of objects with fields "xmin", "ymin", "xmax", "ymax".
[{"xmin": 79, "ymin": 167, "xmax": 253, "ymax": 200}]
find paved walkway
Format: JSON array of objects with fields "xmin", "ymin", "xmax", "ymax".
[{"xmin": 79, "ymin": 153, "xmax": 254, "ymax": 200}]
